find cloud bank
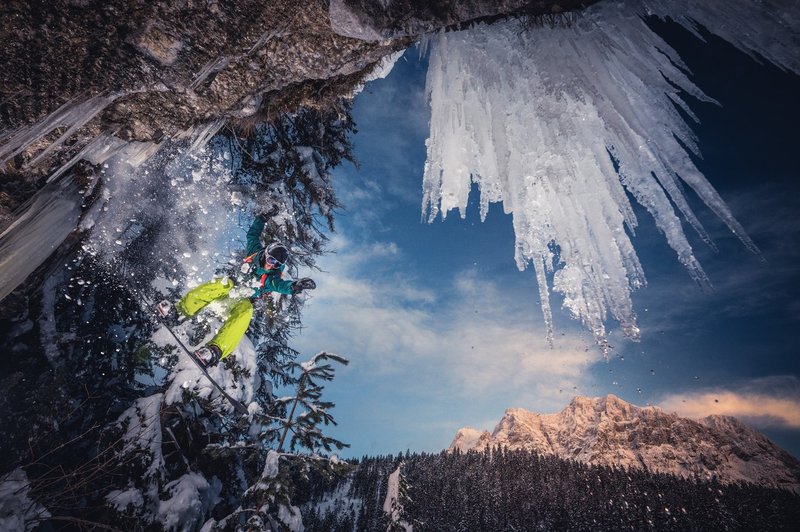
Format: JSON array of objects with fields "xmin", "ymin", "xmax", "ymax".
[
  {"xmin": 659, "ymin": 376, "xmax": 800, "ymax": 429},
  {"xmin": 294, "ymin": 233, "xmax": 597, "ymax": 408}
]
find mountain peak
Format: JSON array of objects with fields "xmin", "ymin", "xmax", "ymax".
[
  {"xmin": 569, "ymin": 393, "xmax": 653, "ymax": 410},
  {"xmin": 450, "ymin": 396, "xmax": 800, "ymax": 492},
  {"xmin": 450, "ymin": 427, "xmax": 491, "ymax": 452}
]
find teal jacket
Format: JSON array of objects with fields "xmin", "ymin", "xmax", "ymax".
[{"xmin": 244, "ymin": 217, "xmax": 294, "ymax": 297}]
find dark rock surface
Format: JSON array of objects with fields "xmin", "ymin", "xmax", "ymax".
[
  {"xmin": 0, "ymin": 0, "xmax": 596, "ymax": 193},
  {"xmin": 0, "ymin": 0, "xmax": 596, "ymax": 304}
]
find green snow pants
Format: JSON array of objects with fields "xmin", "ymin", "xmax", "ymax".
[{"xmin": 175, "ymin": 278, "xmax": 253, "ymax": 359}]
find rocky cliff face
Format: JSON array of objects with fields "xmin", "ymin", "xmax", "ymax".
[
  {"xmin": 1, "ymin": 1, "xmax": 405, "ymax": 184},
  {"xmin": 328, "ymin": 0, "xmax": 592, "ymax": 41},
  {"xmin": 450, "ymin": 395, "xmax": 800, "ymax": 491},
  {"xmin": 0, "ymin": 1, "xmax": 595, "ymax": 190},
  {"xmin": 0, "ymin": 0, "xmax": 596, "ymax": 303}
]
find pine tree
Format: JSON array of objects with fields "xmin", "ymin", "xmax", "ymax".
[
  {"xmin": 303, "ymin": 449, "xmax": 800, "ymax": 531},
  {"xmin": 276, "ymin": 352, "xmax": 350, "ymax": 454},
  {"xmin": 0, "ymin": 101, "xmax": 358, "ymax": 530}
]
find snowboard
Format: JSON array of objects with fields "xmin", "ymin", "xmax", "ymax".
[{"xmin": 153, "ymin": 304, "xmax": 249, "ymax": 416}]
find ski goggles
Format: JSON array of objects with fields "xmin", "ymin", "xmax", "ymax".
[{"xmin": 265, "ymin": 256, "xmax": 283, "ymax": 268}]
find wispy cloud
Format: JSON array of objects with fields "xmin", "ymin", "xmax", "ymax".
[
  {"xmin": 295, "ymin": 234, "xmax": 598, "ymax": 409},
  {"xmin": 630, "ymin": 181, "xmax": 800, "ymax": 335},
  {"xmin": 334, "ymin": 53, "xmax": 431, "ymax": 236},
  {"xmin": 659, "ymin": 376, "xmax": 800, "ymax": 429}
]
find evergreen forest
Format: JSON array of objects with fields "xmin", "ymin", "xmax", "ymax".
[{"xmin": 301, "ymin": 448, "xmax": 800, "ymax": 531}]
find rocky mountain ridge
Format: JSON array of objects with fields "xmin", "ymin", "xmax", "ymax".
[{"xmin": 450, "ymin": 395, "xmax": 800, "ymax": 491}]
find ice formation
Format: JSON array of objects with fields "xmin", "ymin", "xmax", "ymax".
[
  {"xmin": 423, "ymin": 0, "xmax": 799, "ymax": 349},
  {"xmin": 0, "ymin": 176, "xmax": 82, "ymax": 301}
]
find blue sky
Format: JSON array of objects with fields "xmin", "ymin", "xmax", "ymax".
[{"xmin": 292, "ymin": 24, "xmax": 800, "ymax": 459}]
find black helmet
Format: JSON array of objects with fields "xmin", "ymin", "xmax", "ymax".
[{"xmin": 266, "ymin": 242, "xmax": 288, "ymax": 265}]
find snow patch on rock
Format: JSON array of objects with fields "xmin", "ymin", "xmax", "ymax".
[{"xmin": 328, "ymin": 0, "xmax": 385, "ymax": 41}]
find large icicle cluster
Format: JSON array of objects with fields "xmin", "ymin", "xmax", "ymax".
[{"xmin": 423, "ymin": 0, "xmax": 798, "ymax": 349}]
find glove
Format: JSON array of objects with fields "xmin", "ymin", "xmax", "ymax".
[
  {"xmin": 258, "ymin": 205, "xmax": 280, "ymax": 222},
  {"xmin": 291, "ymin": 278, "xmax": 316, "ymax": 294}
]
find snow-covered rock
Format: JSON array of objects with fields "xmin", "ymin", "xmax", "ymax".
[
  {"xmin": 450, "ymin": 395, "xmax": 800, "ymax": 492},
  {"xmin": 449, "ymin": 427, "xmax": 489, "ymax": 453}
]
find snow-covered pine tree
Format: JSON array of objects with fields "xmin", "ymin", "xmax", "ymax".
[
  {"xmin": 217, "ymin": 352, "xmax": 350, "ymax": 530},
  {"xmin": 276, "ymin": 351, "xmax": 349, "ymax": 454},
  {"xmin": 219, "ymin": 102, "xmax": 356, "ymax": 266},
  {"xmin": 103, "ymin": 107, "xmax": 354, "ymax": 529},
  {"xmin": 0, "ymin": 102, "xmax": 357, "ymax": 530}
]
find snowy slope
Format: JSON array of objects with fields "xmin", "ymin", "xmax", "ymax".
[{"xmin": 450, "ymin": 395, "xmax": 800, "ymax": 492}]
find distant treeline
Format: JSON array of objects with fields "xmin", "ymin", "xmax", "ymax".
[{"xmin": 299, "ymin": 448, "xmax": 800, "ymax": 531}]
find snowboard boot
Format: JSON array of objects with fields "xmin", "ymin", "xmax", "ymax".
[
  {"xmin": 156, "ymin": 300, "xmax": 186, "ymax": 327},
  {"xmin": 194, "ymin": 344, "xmax": 222, "ymax": 367}
]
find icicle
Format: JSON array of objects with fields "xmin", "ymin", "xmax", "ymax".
[
  {"xmin": 119, "ymin": 141, "xmax": 165, "ymax": 168},
  {"xmin": 189, "ymin": 57, "xmax": 231, "ymax": 90},
  {"xmin": 639, "ymin": 0, "xmax": 800, "ymax": 75},
  {"xmin": 174, "ymin": 120, "xmax": 227, "ymax": 156},
  {"xmin": 423, "ymin": 0, "xmax": 796, "ymax": 347},
  {"xmin": 0, "ymin": 175, "xmax": 82, "ymax": 301},
  {"xmin": 0, "ymin": 93, "xmax": 122, "ymax": 166},
  {"xmin": 45, "ymin": 134, "xmax": 121, "ymax": 183}
]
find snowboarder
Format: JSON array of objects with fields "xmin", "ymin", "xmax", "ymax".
[{"xmin": 158, "ymin": 209, "xmax": 315, "ymax": 367}]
